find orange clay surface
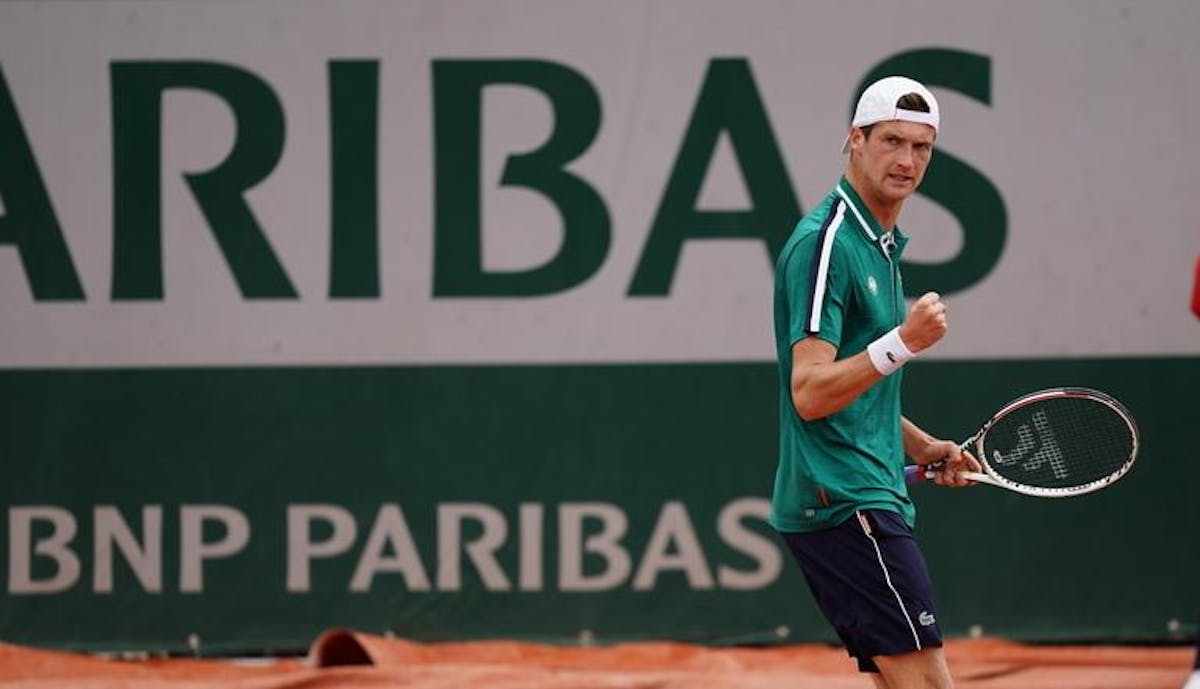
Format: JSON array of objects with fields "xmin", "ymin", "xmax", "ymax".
[{"xmin": 0, "ymin": 629, "xmax": 1192, "ymax": 689}]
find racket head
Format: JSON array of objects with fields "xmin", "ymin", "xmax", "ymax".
[{"xmin": 967, "ymin": 387, "xmax": 1139, "ymax": 497}]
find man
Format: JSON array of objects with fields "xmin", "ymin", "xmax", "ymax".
[{"xmin": 770, "ymin": 76, "xmax": 981, "ymax": 689}]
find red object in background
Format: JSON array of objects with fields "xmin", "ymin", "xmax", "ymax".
[{"xmin": 1193, "ymin": 253, "xmax": 1200, "ymax": 320}]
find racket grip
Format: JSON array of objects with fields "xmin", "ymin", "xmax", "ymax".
[
  {"xmin": 906, "ymin": 462, "xmax": 988, "ymax": 486},
  {"xmin": 903, "ymin": 464, "xmax": 931, "ymax": 485}
]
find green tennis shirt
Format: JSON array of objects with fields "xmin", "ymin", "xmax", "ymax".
[{"xmin": 769, "ymin": 178, "xmax": 916, "ymax": 533}]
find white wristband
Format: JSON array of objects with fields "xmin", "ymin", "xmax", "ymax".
[{"xmin": 866, "ymin": 327, "xmax": 915, "ymax": 376}]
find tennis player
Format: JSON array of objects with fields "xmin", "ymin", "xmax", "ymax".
[{"xmin": 770, "ymin": 76, "xmax": 981, "ymax": 689}]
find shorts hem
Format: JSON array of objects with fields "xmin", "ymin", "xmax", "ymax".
[{"xmin": 853, "ymin": 639, "xmax": 945, "ymax": 673}]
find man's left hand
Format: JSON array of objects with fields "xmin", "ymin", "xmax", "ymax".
[{"xmin": 921, "ymin": 440, "xmax": 982, "ymax": 487}]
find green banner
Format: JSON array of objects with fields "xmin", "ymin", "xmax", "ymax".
[{"xmin": 1, "ymin": 358, "xmax": 1197, "ymax": 654}]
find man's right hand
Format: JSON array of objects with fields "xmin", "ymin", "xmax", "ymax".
[{"xmin": 898, "ymin": 291, "xmax": 948, "ymax": 353}]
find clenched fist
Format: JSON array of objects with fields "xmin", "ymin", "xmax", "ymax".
[{"xmin": 898, "ymin": 292, "xmax": 947, "ymax": 353}]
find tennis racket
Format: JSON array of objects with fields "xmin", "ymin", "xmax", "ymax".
[{"xmin": 904, "ymin": 387, "xmax": 1139, "ymax": 497}]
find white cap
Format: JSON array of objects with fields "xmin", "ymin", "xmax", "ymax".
[{"xmin": 841, "ymin": 76, "xmax": 939, "ymax": 153}]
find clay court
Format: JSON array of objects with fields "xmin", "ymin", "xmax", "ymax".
[{"xmin": 0, "ymin": 630, "xmax": 1192, "ymax": 689}]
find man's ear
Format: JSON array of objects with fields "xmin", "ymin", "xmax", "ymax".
[{"xmin": 848, "ymin": 127, "xmax": 864, "ymax": 154}]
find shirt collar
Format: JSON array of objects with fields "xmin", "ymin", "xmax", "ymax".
[{"xmin": 835, "ymin": 177, "xmax": 908, "ymax": 259}]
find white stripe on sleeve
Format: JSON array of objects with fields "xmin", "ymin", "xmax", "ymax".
[{"xmin": 807, "ymin": 202, "xmax": 847, "ymax": 333}]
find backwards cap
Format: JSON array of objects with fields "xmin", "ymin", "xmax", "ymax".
[{"xmin": 841, "ymin": 76, "xmax": 939, "ymax": 154}]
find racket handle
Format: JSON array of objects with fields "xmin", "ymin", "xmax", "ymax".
[
  {"xmin": 903, "ymin": 464, "xmax": 929, "ymax": 484},
  {"xmin": 905, "ymin": 463, "xmax": 989, "ymax": 485}
]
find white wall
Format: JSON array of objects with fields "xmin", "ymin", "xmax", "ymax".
[{"xmin": 0, "ymin": 0, "xmax": 1197, "ymax": 366}]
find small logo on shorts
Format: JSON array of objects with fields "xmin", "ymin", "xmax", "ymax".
[
  {"xmin": 867, "ymin": 276, "xmax": 879, "ymax": 295},
  {"xmin": 918, "ymin": 611, "xmax": 936, "ymax": 627}
]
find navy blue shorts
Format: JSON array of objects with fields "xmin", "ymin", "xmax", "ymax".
[{"xmin": 779, "ymin": 509, "xmax": 943, "ymax": 673}]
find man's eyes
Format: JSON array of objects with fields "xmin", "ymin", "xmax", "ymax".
[{"xmin": 884, "ymin": 137, "xmax": 933, "ymax": 152}]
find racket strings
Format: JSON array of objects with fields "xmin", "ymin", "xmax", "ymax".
[{"xmin": 981, "ymin": 397, "xmax": 1135, "ymax": 489}]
